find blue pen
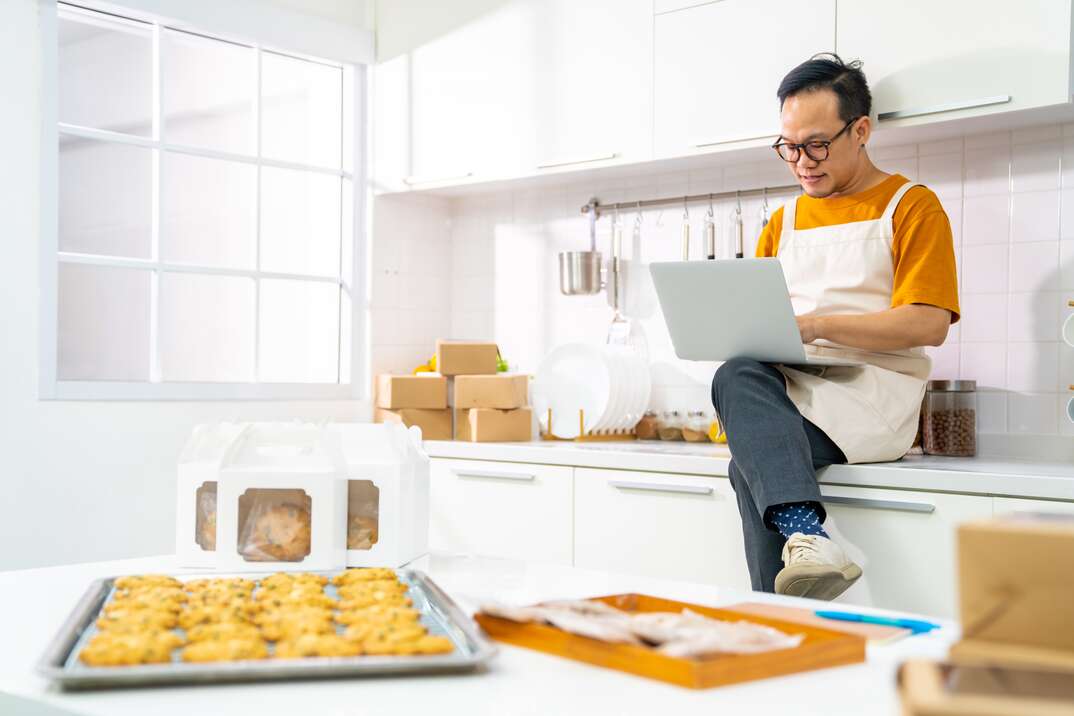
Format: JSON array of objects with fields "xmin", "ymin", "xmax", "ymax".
[{"xmin": 815, "ymin": 610, "xmax": 940, "ymax": 635}]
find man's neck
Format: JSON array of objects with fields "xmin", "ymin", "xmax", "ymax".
[{"xmin": 828, "ymin": 158, "xmax": 889, "ymax": 198}]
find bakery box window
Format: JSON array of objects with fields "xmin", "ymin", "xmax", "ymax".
[
  {"xmin": 195, "ymin": 481, "xmax": 218, "ymax": 551},
  {"xmin": 347, "ymin": 480, "xmax": 379, "ymax": 551},
  {"xmin": 236, "ymin": 488, "xmax": 312, "ymax": 562}
]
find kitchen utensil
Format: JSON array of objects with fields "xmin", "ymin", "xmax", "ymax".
[
  {"xmin": 533, "ymin": 343, "xmax": 612, "ymax": 438},
  {"xmin": 607, "ymin": 207, "xmax": 632, "ymax": 345},
  {"xmin": 734, "ymin": 190, "xmax": 744, "ymax": 258},
  {"xmin": 558, "ymin": 199, "xmax": 603, "ymax": 295},
  {"xmin": 1066, "ymin": 394, "xmax": 1074, "ymax": 425},
  {"xmin": 37, "ymin": 570, "xmax": 496, "ymax": 690},
  {"xmin": 474, "ymin": 593, "xmax": 865, "ymax": 690},
  {"xmin": 705, "ymin": 194, "xmax": 716, "ymax": 259},
  {"xmin": 681, "ymin": 197, "xmax": 691, "ymax": 260},
  {"xmin": 1063, "ymin": 304, "xmax": 1074, "ymax": 348}
]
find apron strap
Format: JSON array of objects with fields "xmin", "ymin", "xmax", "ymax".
[
  {"xmin": 879, "ymin": 180, "xmax": 921, "ymax": 228},
  {"xmin": 777, "ymin": 195, "xmax": 799, "ymax": 255}
]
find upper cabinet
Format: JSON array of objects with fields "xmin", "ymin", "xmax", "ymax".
[
  {"xmin": 528, "ymin": 0, "xmax": 653, "ymax": 172},
  {"xmin": 653, "ymin": 0, "xmax": 836, "ymax": 158},
  {"xmin": 837, "ymin": 0, "xmax": 1074, "ymax": 125},
  {"xmin": 373, "ymin": 0, "xmax": 652, "ymax": 192}
]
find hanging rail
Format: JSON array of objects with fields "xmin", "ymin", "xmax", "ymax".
[{"xmin": 580, "ymin": 183, "xmax": 801, "ymax": 217}]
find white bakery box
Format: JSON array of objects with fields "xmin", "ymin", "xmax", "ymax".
[{"xmin": 175, "ymin": 421, "xmax": 429, "ymax": 572}]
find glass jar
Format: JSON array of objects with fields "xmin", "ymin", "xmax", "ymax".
[
  {"xmin": 922, "ymin": 380, "xmax": 977, "ymax": 457},
  {"xmin": 682, "ymin": 410, "xmax": 711, "ymax": 442},
  {"xmin": 658, "ymin": 411, "xmax": 684, "ymax": 441},
  {"xmin": 634, "ymin": 411, "xmax": 660, "ymax": 440}
]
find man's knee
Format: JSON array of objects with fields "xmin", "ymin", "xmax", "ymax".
[{"xmin": 711, "ymin": 357, "xmax": 768, "ymax": 401}]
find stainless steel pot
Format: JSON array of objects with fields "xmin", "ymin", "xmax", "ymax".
[{"xmin": 558, "ymin": 251, "xmax": 603, "ymax": 295}]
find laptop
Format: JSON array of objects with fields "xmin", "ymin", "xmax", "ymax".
[{"xmin": 649, "ymin": 258, "xmax": 864, "ymax": 367}]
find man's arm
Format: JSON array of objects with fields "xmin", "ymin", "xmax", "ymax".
[{"xmin": 796, "ymin": 304, "xmax": 951, "ymax": 352}]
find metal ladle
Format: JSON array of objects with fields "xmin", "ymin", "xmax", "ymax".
[{"xmin": 558, "ymin": 199, "xmax": 603, "ymax": 295}]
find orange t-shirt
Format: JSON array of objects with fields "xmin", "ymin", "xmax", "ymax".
[{"xmin": 756, "ymin": 174, "xmax": 960, "ymax": 323}]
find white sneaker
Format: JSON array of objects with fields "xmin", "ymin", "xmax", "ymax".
[{"xmin": 774, "ymin": 533, "xmax": 863, "ymax": 600}]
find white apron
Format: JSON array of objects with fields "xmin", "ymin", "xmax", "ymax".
[{"xmin": 775, "ymin": 180, "xmax": 932, "ymax": 464}]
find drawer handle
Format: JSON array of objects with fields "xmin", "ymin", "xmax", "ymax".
[
  {"xmin": 610, "ymin": 480, "xmax": 713, "ymax": 496},
  {"xmin": 877, "ymin": 95, "xmax": 1010, "ymax": 122},
  {"xmin": 452, "ymin": 469, "xmax": 535, "ymax": 482},
  {"xmin": 821, "ymin": 495, "xmax": 935, "ymax": 514},
  {"xmin": 403, "ymin": 172, "xmax": 474, "ymax": 186},
  {"xmin": 537, "ymin": 152, "xmax": 619, "ymax": 170},
  {"xmin": 694, "ymin": 133, "xmax": 776, "ymax": 149}
]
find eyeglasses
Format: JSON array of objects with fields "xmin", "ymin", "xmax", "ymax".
[{"xmin": 772, "ymin": 117, "xmax": 861, "ymax": 162}]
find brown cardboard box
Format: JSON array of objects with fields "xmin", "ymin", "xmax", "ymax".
[
  {"xmin": 455, "ymin": 408, "xmax": 532, "ymax": 442},
  {"xmin": 375, "ymin": 373, "xmax": 448, "ymax": 409},
  {"xmin": 956, "ymin": 513, "xmax": 1074, "ymax": 667},
  {"xmin": 454, "ymin": 374, "xmax": 529, "ymax": 409},
  {"xmin": 374, "ymin": 408, "xmax": 452, "ymax": 441},
  {"xmin": 436, "ymin": 340, "xmax": 498, "ymax": 376}
]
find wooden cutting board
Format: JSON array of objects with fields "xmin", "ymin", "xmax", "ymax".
[{"xmin": 726, "ymin": 602, "xmax": 911, "ymax": 645}]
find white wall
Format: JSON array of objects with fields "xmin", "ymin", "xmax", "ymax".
[
  {"xmin": 441, "ymin": 129, "xmax": 1074, "ymax": 454},
  {"xmin": 0, "ymin": 0, "xmax": 371, "ymax": 572}
]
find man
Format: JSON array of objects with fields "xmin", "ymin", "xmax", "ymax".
[{"xmin": 711, "ymin": 54, "xmax": 960, "ymax": 600}]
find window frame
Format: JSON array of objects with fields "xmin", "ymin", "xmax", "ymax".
[{"xmin": 38, "ymin": 0, "xmax": 371, "ymax": 401}]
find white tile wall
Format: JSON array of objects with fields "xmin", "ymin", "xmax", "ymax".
[{"xmin": 370, "ymin": 125, "xmax": 1074, "ymax": 439}]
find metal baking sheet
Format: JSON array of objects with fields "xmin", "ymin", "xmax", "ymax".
[{"xmin": 36, "ymin": 569, "xmax": 497, "ymax": 690}]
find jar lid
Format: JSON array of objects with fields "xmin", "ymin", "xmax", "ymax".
[{"xmin": 927, "ymin": 380, "xmax": 976, "ymax": 392}]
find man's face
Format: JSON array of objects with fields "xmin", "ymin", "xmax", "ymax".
[{"xmin": 778, "ymin": 89, "xmax": 866, "ymax": 198}]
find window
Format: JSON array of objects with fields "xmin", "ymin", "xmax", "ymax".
[{"xmin": 42, "ymin": 3, "xmax": 365, "ymax": 400}]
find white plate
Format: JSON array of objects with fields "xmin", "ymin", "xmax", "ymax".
[
  {"xmin": 599, "ymin": 347, "xmax": 629, "ymax": 433},
  {"xmin": 534, "ymin": 344, "xmax": 612, "ymax": 439}
]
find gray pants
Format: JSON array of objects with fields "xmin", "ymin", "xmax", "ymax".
[{"xmin": 710, "ymin": 358, "xmax": 847, "ymax": 593}]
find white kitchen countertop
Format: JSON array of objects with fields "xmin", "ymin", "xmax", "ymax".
[
  {"xmin": 1, "ymin": 553, "xmax": 956, "ymax": 716},
  {"xmin": 425, "ymin": 440, "xmax": 1074, "ymax": 500}
]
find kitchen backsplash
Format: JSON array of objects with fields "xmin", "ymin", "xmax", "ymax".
[{"xmin": 371, "ymin": 124, "xmax": 1074, "ymax": 445}]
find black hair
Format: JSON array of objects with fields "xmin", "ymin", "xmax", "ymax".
[{"xmin": 777, "ymin": 53, "xmax": 871, "ymax": 122}]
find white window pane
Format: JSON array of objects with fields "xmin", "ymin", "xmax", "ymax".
[
  {"xmin": 58, "ymin": 11, "xmax": 152, "ymax": 136},
  {"xmin": 160, "ymin": 153, "xmax": 256, "ymax": 269},
  {"xmin": 59, "ymin": 139, "xmax": 152, "ymax": 258},
  {"xmin": 58, "ymin": 264, "xmax": 150, "ymax": 381},
  {"xmin": 159, "ymin": 273, "xmax": 255, "ymax": 382},
  {"xmin": 260, "ymin": 168, "xmax": 341, "ymax": 276},
  {"xmin": 261, "ymin": 52, "xmax": 342, "ymax": 168},
  {"xmin": 163, "ymin": 29, "xmax": 255, "ymax": 154},
  {"xmin": 258, "ymin": 280, "xmax": 339, "ymax": 383},
  {"xmin": 341, "ymin": 178, "xmax": 354, "ymax": 287},
  {"xmin": 339, "ymin": 288, "xmax": 352, "ymax": 385}
]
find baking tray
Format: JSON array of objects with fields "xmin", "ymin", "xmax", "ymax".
[{"xmin": 37, "ymin": 569, "xmax": 497, "ymax": 690}]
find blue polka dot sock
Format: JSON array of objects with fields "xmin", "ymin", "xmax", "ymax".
[{"xmin": 765, "ymin": 501, "xmax": 828, "ymax": 539}]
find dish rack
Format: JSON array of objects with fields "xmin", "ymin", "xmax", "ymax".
[{"xmin": 539, "ymin": 408, "xmax": 637, "ymax": 442}]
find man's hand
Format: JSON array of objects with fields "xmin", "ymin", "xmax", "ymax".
[
  {"xmin": 793, "ymin": 305, "xmax": 951, "ymax": 352},
  {"xmin": 796, "ymin": 314, "xmax": 819, "ymax": 344}
]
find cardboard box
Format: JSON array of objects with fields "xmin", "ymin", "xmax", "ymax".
[
  {"xmin": 375, "ymin": 373, "xmax": 447, "ymax": 409},
  {"xmin": 375, "ymin": 408, "xmax": 452, "ymax": 441},
  {"xmin": 455, "ymin": 408, "xmax": 533, "ymax": 442},
  {"xmin": 436, "ymin": 340, "xmax": 498, "ymax": 376},
  {"xmin": 454, "ymin": 374, "xmax": 529, "ymax": 409},
  {"xmin": 956, "ymin": 513, "xmax": 1074, "ymax": 667}
]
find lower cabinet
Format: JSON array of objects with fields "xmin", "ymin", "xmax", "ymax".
[
  {"xmin": 818, "ymin": 485, "xmax": 993, "ymax": 618},
  {"xmin": 429, "ymin": 458, "xmax": 573, "ymax": 565},
  {"xmin": 573, "ymin": 468, "xmax": 751, "ymax": 590}
]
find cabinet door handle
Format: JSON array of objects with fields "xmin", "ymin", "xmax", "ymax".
[
  {"xmin": 820, "ymin": 495, "xmax": 935, "ymax": 514},
  {"xmin": 694, "ymin": 133, "xmax": 776, "ymax": 149},
  {"xmin": 877, "ymin": 95, "xmax": 1011, "ymax": 122},
  {"xmin": 610, "ymin": 480, "xmax": 713, "ymax": 496},
  {"xmin": 403, "ymin": 172, "xmax": 474, "ymax": 186},
  {"xmin": 452, "ymin": 469, "xmax": 535, "ymax": 482},
  {"xmin": 537, "ymin": 153, "xmax": 619, "ymax": 169}
]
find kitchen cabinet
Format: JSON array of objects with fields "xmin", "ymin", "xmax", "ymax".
[
  {"xmin": 819, "ymin": 484, "xmax": 992, "ymax": 618},
  {"xmin": 573, "ymin": 468, "xmax": 751, "ymax": 589},
  {"xmin": 429, "ymin": 458, "xmax": 573, "ymax": 564},
  {"xmin": 528, "ymin": 0, "xmax": 653, "ymax": 172},
  {"xmin": 653, "ymin": 0, "xmax": 836, "ymax": 158},
  {"xmin": 837, "ymin": 0, "xmax": 1074, "ymax": 126},
  {"xmin": 993, "ymin": 496, "xmax": 1074, "ymax": 518}
]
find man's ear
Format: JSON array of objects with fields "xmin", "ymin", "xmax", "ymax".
[{"xmin": 856, "ymin": 116, "xmax": 873, "ymax": 147}]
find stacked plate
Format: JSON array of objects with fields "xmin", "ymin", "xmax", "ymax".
[{"xmin": 533, "ymin": 343, "xmax": 652, "ymax": 439}]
